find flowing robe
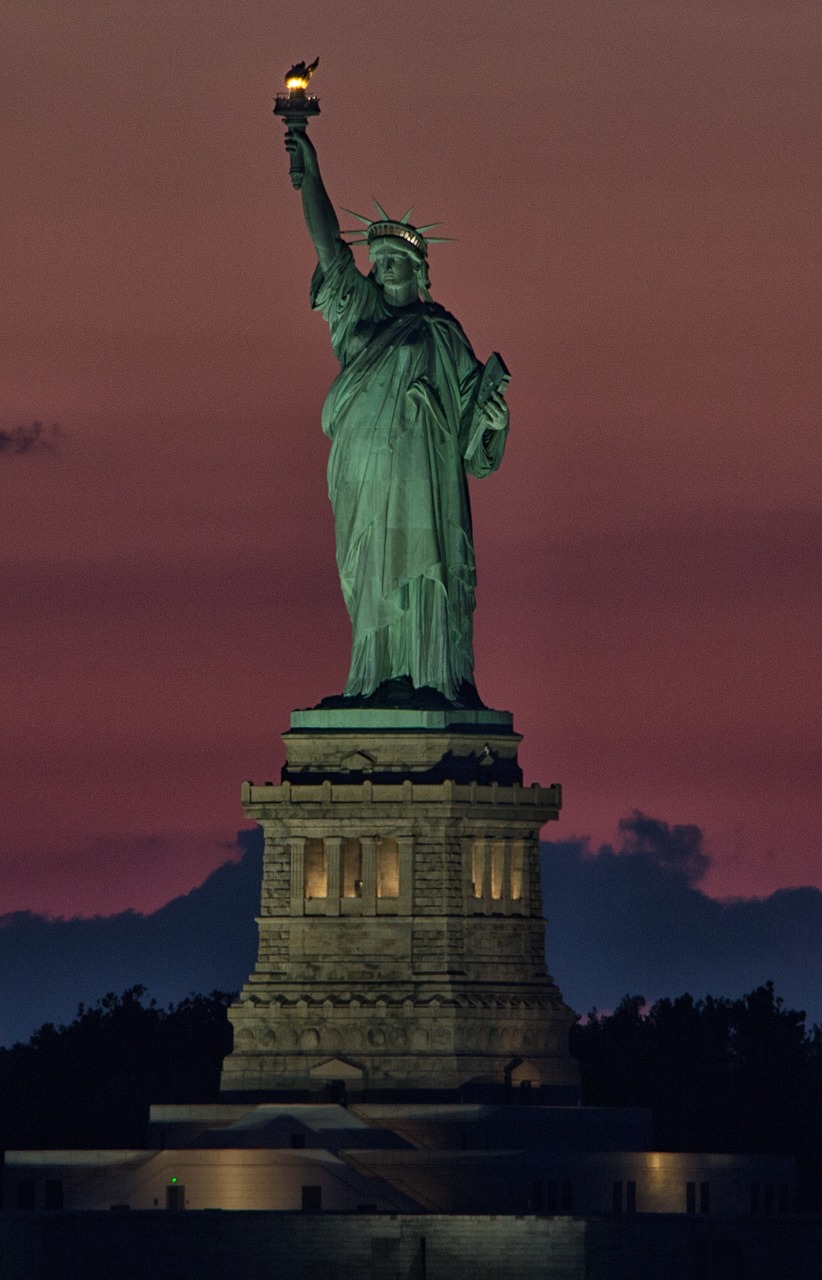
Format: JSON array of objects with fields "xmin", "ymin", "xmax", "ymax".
[{"xmin": 311, "ymin": 243, "xmax": 507, "ymax": 702}]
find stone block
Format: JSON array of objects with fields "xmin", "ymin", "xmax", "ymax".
[{"xmin": 222, "ymin": 719, "xmax": 578, "ymax": 1097}]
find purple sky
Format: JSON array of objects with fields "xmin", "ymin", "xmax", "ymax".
[{"xmin": 1, "ymin": 0, "xmax": 819, "ymax": 917}]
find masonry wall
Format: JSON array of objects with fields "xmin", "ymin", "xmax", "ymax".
[{"xmin": 1, "ymin": 1212, "xmax": 820, "ymax": 1280}]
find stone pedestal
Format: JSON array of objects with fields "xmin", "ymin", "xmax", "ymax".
[{"xmin": 220, "ymin": 708, "xmax": 579, "ymax": 1098}]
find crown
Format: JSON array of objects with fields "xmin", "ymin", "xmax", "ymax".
[{"xmin": 341, "ymin": 200, "xmax": 450, "ymax": 259}]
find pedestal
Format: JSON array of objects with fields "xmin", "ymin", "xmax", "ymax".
[{"xmin": 220, "ymin": 708, "xmax": 579, "ymax": 1099}]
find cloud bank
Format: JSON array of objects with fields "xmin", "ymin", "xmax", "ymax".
[
  {"xmin": 543, "ymin": 813, "xmax": 822, "ymax": 1026},
  {"xmin": 1, "ymin": 816, "xmax": 820, "ymax": 1048},
  {"xmin": 0, "ymin": 832, "xmax": 261, "ymax": 1048}
]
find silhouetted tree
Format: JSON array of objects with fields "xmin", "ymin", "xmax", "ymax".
[
  {"xmin": 571, "ymin": 982, "xmax": 822, "ymax": 1209},
  {"xmin": 0, "ymin": 987, "xmax": 235, "ymax": 1150}
]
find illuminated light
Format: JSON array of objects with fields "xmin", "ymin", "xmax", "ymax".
[
  {"xmin": 171, "ymin": 1176, "xmax": 178, "ymax": 1183},
  {"xmin": 491, "ymin": 840, "xmax": 503, "ymax": 899},
  {"xmin": 511, "ymin": 841, "xmax": 524, "ymax": 901},
  {"xmin": 342, "ymin": 838, "xmax": 363, "ymax": 898},
  {"xmin": 286, "ymin": 77, "xmax": 309, "ymax": 92},
  {"xmin": 304, "ymin": 838, "xmax": 327, "ymax": 898}
]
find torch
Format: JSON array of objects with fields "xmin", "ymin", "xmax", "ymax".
[{"xmin": 273, "ymin": 59, "xmax": 321, "ymax": 190}]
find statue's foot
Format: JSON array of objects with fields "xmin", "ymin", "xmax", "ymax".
[
  {"xmin": 453, "ymin": 680, "xmax": 486, "ymax": 710},
  {"xmin": 314, "ymin": 677, "xmax": 486, "ymax": 711}
]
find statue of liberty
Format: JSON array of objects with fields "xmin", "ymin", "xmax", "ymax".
[{"xmin": 285, "ymin": 129, "xmax": 510, "ymax": 709}]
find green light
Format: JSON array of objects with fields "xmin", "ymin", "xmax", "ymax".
[{"xmin": 171, "ymin": 1177, "xmax": 177, "ymax": 1183}]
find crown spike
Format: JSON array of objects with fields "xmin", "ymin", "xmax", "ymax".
[
  {"xmin": 340, "ymin": 208, "xmax": 372, "ymax": 226},
  {"xmin": 372, "ymin": 197, "xmax": 392, "ymax": 221},
  {"xmin": 399, "ymin": 206, "xmax": 414, "ymax": 224}
]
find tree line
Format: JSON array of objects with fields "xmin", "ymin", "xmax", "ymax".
[
  {"xmin": 0, "ymin": 987, "xmax": 234, "ymax": 1149},
  {"xmin": 571, "ymin": 982, "xmax": 822, "ymax": 1210},
  {"xmin": 1, "ymin": 981, "xmax": 820, "ymax": 1208}
]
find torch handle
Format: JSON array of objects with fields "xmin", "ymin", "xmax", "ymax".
[{"xmin": 286, "ymin": 120, "xmax": 307, "ymax": 191}]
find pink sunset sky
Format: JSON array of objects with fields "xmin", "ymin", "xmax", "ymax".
[{"xmin": 1, "ymin": 0, "xmax": 818, "ymax": 918}]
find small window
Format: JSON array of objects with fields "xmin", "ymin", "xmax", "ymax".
[
  {"xmin": 531, "ymin": 1178, "xmax": 544, "ymax": 1212},
  {"xmin": 166, "ymin": 1183, "xmax": 185, "ymax": 1212},
  {"xmin": 699, "ymin": 1181, "xmax": 710, "ymax": 1215},
  {"xmin": 290, "ymin": 1133, "xmax": 306, "ymax": 1149},
  {"xmin": 544, "ymin": 1180, "xmax": 559, "ymax": 1213},
  {"xmin": 302, "ymin": 1185, "xmax": 322, "ymax": 1212},
  {"xmin": 342, "ymin": 838, "xmax": 362, "ymax": 898},
  {"xmin": 377, "ymin": 837, "xmax": 399, "ymax": 898},
  {"xmin": 612, "ymin": 1180, "xmax": 623, "ymax": 1213},
  {"xmin": 686, "ymin": 1181, "xmax": 696, "ymax": 1215},
  {"xmin": 626, "ymin": 1180, "xmax": 637, "ymax": 1213},
  {"xmin": 561, "ymin": 1180, "xmax": 573, "ymax": 1213},
  {"xmin": 304, "ymin": 839, "xmax": 326, "ymax": 898}
]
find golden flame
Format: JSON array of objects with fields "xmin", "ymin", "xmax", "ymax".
[{"xmin": 286, "ymin": 75, "xmax": 309, "ymax": 92}]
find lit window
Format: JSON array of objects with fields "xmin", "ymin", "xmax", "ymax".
[
  {"xmin": 471, "ymin": 842, "xmax": 483, "ymax": 898},
  {"xmin": 304, "ymin": 839, "xmax": 326, "ymax": 898},
  {"xmin": 490, "ymin": 841, "xmax": 504, "ymax": 899},
  {"xmin": 342, "ymin": 839, "xmax": 363, "ymax": 898},
  {"xmin": 511, "ymin": 842, "xmax": 523, "ymax": 901}
]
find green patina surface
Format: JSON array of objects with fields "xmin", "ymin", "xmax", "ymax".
[
  {"xmin": 285, "ymin": 127, "xmax": 510, "ymax": 706},
  {"xmin": 290, "ymin": 707, "xmax": 514, "ymax": 732}
]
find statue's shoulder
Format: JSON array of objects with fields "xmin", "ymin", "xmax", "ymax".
[
  {"xmin": 424, "ymin": 301, "xmax": 466, "ymax": 333},
  {"xmin": 423, "ymin": 302, "xmax": 472, "ymax": 353}
]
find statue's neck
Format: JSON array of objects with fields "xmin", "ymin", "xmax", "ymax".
[{"xmin": 381, "ymin": 282, "xmax": 419, "ymax": 308}]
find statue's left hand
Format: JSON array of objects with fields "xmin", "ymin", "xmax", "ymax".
[{"xmin": 480, "ymin": 389, "xmax": 509, "ymax": 432}]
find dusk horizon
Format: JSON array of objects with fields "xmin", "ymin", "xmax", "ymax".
[
  {"xmin": 3, "ymin": 813, "xmax": 822, "ymax": 1052},
  {"xmin": 3, "ymin": 3, "xmax": 819, "ymax": 941}
]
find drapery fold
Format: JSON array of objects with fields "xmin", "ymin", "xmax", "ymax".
[{"xmin": 311, "ymin": 244, "xmax": 507, "ymax": 701}]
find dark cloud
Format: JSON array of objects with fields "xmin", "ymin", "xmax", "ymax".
[
  {"xmin": 0, "ymin": 422, "xmax": 62, "ymax": 456},
  {"xmin": 0, "ymin": 830, "xmax": 262, "ymax": 1048},
  {"xmin": 614, "ymin": 811, "xmax": 709, "ymax": 884},
  {"xmin": 2, "ymin": 816, "xmax": 820, "ymax": 1048},
  {"xmin": 542, "ymin": 816, "xmax": 822, "ymax": 1026}
]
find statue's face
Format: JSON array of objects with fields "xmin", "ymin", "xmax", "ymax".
[{"xmin": 370, "ymin": 241, "xmax": 420, "ymax": 304}]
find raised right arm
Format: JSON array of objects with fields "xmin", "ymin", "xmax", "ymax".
[{"xmin": 284, "ymin": 131, "xmax": 342, "ymax": 275}]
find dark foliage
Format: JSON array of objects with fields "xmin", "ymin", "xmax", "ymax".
[
  {"xmin": 3, "ymin": 980, "xmax": 821, "ymax": 1210},
  {"xmin": 571, "ymin": 982, "xmax": 822, "ymax": 1210},
  {"xmin": 0, "ymin": 987, "xmax": 235, "ymax": 1150}
]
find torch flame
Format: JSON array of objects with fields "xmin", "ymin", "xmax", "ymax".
[{"xmin": 284, "ymin": 58, "xmax": 319, "ymax": 93}]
